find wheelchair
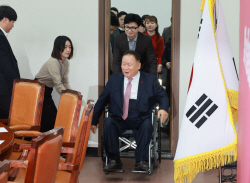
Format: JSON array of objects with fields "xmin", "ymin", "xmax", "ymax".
[{"xmin": 101, "ymin": 106, "xmax": 161, "ymax": 175}]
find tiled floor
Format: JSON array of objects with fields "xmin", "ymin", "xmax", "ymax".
[{"xmin": 79, "ymin": 157, "xmax": 219, "ymax": 183}]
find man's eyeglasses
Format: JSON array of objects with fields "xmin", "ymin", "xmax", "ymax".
[{"xmin": 125, "ymin": 26, "xmax": 138, "ymax": 32}]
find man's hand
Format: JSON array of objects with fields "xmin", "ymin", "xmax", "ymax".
[
  {"xmin": 91, "ymin": 125, "xmax": 98, "ymax": 133},
  {"xmin": 158, "ymin": 109, "xmax": 169, "ymax": 123},
  {"xmin": 166, "ymin": 62, "xmax": 171, "ymax": 70},
  {"xmin": 157, "ymin": 66, "xmax": 162, "ymax": 73}
]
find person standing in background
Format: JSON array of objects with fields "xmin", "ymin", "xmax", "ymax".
[
  {"xmin": 111, "ymin": 7, "xmax": 118, "ymax": 16},
  {"xmin": 35, "ymin": 36, "xmax": 73, "ymax": 132},
  {"xmin": 110, "ymin": 12, "xmax": 120, "ymax": 35},
  {"xmin": 110, "ymin": 12, "xmax": 120, "ymax": 53},
  {"xmin": 117, "ymin": 11, "xmax": 127, "ymax": 32},
  {"xmin": 111, "ymin": 11, "xmax": 127, "ymax": 53},
  {"xmin": 0, "ymin": 5, "xmax": 20, "ymax": 119},
  {"xmin": 139, "ymin": 14, "xmax": 149, "ymax": 33},
  {"xmin": 110, "ymin": 13, "xmax": 120, "ymax": 72},
  {"xmin": 144, "ymin": 16, "xmax": 164, "ymax": 73},
  {"xmin": 112, "ymin": 13, "xmax": 157, "ymax": 75},
  {"xmin": 162, "ymin": 17, "xmax": 172, "ymax": 44}
]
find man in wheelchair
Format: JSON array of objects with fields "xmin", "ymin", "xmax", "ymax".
[{"xmin": 91, "ymin": 50, "xmax": 169, "ymax": 172}]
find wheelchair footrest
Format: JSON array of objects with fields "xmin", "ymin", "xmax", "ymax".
[
  {"xmin": 104, "ymin": 169, "xmax": 124, "ymax": 174},
  {"xmin": 131, "ymin": 170, "xmax": 150, "ymax": 174}
]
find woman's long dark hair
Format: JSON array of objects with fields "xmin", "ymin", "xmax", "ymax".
[{"xmin": 145, "ymin": 15, "xmax": 160, "ymax": 43}]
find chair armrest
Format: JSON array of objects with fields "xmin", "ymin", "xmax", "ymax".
[
  {"xmin": 62, "ymin": 142, "xmax": 75, "ymax": 148},
  {"xmin": 0, "ymin": 119, "xmax": 8, "ymax": 125},
  {"xmin": 58, "ymin": 163, "xmax": 79, "ymax": 171},
  {"xmin": 61, "ymin": 147, "xmax": 74, "ymax": 154},
  {"xmin": 9, "ymin": 160, "xmax": 27, "ymax": 168},
  {"xmin": 13, "ymin": 143, "xmax": 31, "ymax": 152},
  {"xmin": 14, "ymin": 130, "xmax": 41, "ymax": 138},
  {"xmin": 10, "ymin": 125, "xmax": 40, "ymax": 132},
  {"xmin": 28, "ymin": 125, "xmax": 41, "ymax": 131}
]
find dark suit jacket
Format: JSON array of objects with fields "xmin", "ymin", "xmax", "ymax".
[
  {"xmin": 92, "ymin": 71, "xmax": 169, "ymax": 126},
  {"xmin": 162, "ymin": 26, "xmax": 171, "ymax": 44},
  {"xmin": 112, "ymin": 27, "xmax": 122, "ymax": 39},
  {"xmin": 0, "ymin": 29, "xmax": 20, "ymax": 111},
  {"xmin": 112, "ymin": 32, "xmax": 157, "ymax": 75},
  {"xmin": 110, "ymin": 28, "xmax": 124, "ymax": 53}
]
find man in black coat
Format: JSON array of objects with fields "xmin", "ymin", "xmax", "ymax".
[
  {"xmin": 112, "ymin": 13, "xmax": 157, "ymax": 75},
  {"xmin": 91, "ymin": 51, "xmax": 168, "ymax": 172},
  {"xmin": 0, "ymin": 6, "xmax": 20, "ymax": 119}
]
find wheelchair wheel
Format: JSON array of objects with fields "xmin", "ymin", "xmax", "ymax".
[
  {"xmin": 158, "ymin": 118, "xmax": 161, "ymax": 163},
  {"xmin": 101, "ymin": 135, "xmax": 106, "ymax": 163},
  {"xmin": 152, "ymin": 117, "xmax": 161, "ymax": 168},
  {"xmin": 153, "ymin": 141, "xmax": 159, "ymax": 168}
]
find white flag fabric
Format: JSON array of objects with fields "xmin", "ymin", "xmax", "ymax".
[
  {"xmin": 215, "ymin": 0, "xmax": 239, "ymax": 123},
  {"xmin": 174, "ymin": 0, "xmax": 237, "ymax": 183}
]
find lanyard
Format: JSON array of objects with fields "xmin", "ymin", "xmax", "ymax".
[{"xmin": 57, "ymin": 59, "xmax": 64, "ymax": 83}]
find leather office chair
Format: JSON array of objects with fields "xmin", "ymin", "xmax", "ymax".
[
  {"xmin": 0, "ymin": 79, "xmax": 45, "ymax": 136},
  {"xmin": 8, "ymin": 89, "xmax": 82, "ymax": 180},
  {"xmin": 14, "ymin": 89, "xmax": 82, "ymax": 142},
  {"xmin": 7, "ymin": 127, "xmax": 64, "ymax": 183},
  {"xmin": 0, "ymin": 79, "xmax": 45, "ymax": 176},
  {"xmin": 54, "ymin": 89, "xmax": 82, "ymax": 142},
  {"xmin": 0, "ymin": 160, "xmax": 9, "ymax": 183},
  {"xmin": 55, "ymin": 102, "xmax": 94, "ymax": 183}
]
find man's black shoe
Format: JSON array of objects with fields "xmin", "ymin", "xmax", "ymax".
[
  {"xmin": 103, "ymin": 160, "xmax": 122, "ymax": 172},
  {"xmin": 134, "ymin": 161, "xmax": 148, "ymax": 171}
]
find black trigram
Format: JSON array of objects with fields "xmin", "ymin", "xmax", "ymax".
[
  {"xmin": 232, "ymin": 57, "xmax": 239, "ymax": 80},
  {"xmin": 186, "ymin": 94, "xmax": 218, "ymax": 128},
  {"xmin": 198, "ymin": 19, "xmax": 203, "ymax": 39}
]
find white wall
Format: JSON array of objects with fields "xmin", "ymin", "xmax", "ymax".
[
  {"xmin": 111, "ymin": 0, "xmax": 172, "ymax": 35},
  {"xmin": 179, "ymin": 0, "xmax": 240, "ymax": 129},
  {"xmin": 1, "ymin": 0, "xmax": 99, "ymax": 147}
]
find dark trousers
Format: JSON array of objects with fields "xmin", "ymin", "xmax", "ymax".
[
  {"xmin": 0, "ymin": 95, "xmax": 11, "ymax": 119},
  {"xmin": 34, "ymin": 78, "xmax": 57, "ymax": 132},
  {"xmin": 39, "ymin": 85, "xmax": 57, "ymax": 132},
  {"xmin": 103, "ymin": 116, "xmax": 153, "ymax": 162}
]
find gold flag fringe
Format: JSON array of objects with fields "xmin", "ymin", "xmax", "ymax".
[
  {"xmin": 227, "ymin": 89, "xmax": 238, "ymax": 123},
  {"xmin": 174, "ymin": 143, "xmax": 237, "ymax": 183}
]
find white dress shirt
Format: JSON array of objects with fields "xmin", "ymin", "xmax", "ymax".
[
  {"xmin": 123, "ymin": 71, "xmax": 140, "ymax": 99},
  {"xmin": 0, "ymin": 27, "xmax": 8, "ymax": 37},
  {"xmin": 118, "ymin": 27, "xmax": 124, "ymax": 31},
  {"xmin": 127, "ymin": 34, "xmax": 138, "ymax": 51}
]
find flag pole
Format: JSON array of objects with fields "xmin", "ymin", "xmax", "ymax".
[{"xmin": 219, "ymin": 156, "xmax": 222, "ymax": 183}]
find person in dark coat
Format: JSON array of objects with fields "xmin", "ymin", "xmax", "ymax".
[
  {"xmin": 0, "ymin": 5, "xmax": 20, "ymax": 119},
  {"xmin": 91, "ymin": 51, "xmax": 169, "ymax": 172},
  {"xmin": 112, "ymin": 13, "xmax": 157, "ymax": 75}
]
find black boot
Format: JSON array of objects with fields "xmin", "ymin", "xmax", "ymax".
[
  {"xmin": 134, "ymin": 161, "xmax": 148, "ymax": 171},
  {"xmin": 103, "ymin": 159, "xmax": 122, "ymax": 172}
]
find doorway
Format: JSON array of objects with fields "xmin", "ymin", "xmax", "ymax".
[{"xmin": 98, "ymin": 0, "xmax": 180, "ymax": 158}]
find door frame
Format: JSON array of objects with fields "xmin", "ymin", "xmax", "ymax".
[{"xmin": 98, "ymin": 0, "xmax": 180, "ymax": 156}]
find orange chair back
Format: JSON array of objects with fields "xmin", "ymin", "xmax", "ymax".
[
  {"xmin": 25, "ymin": 127, "xmax": 64, "ymax": 183},
  {"xmin": 54, "ymin": 89, "xmax": 82, "ymax": 142},
  {"xmin": 8, "ymin": 79, "xmax": 45, "ymax": 127},
  {"xmin": 72, "ymin": 102, "xmax": 94, "ymax": 171},
  {"xmin": 79, "ymin": 103, "xmax": 93, "ymax": 170},
  {"xmin": 0, "ymin": 160, "xmax": 10, "ymax": 183}
]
